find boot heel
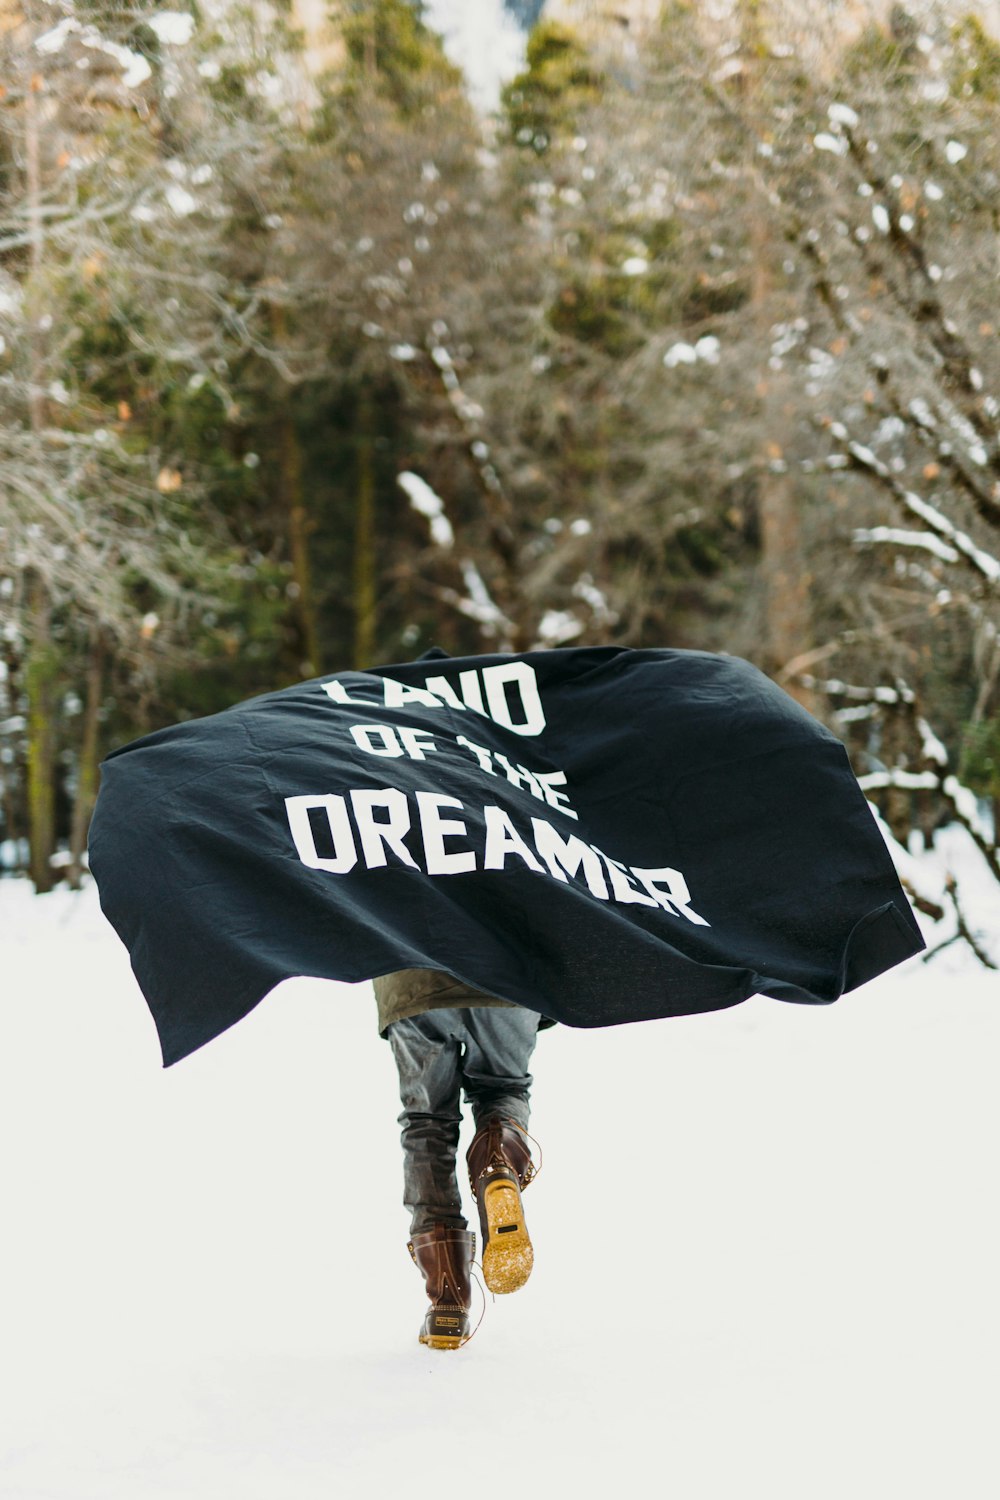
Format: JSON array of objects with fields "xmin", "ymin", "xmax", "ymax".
[
  {"xmin": 410, "ymin": 1227, "xmax": 476, "ymax": 1351},
  {"xmin": 420, "ymin": 1311, "xmax": 468, "ymax": 1351},
  {"xmin": 480, "ymin": 1174, "xmax": 533, "ymax": 1295}
]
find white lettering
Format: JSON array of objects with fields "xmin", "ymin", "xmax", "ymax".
[
  {"xmin": 422, "ymin": 675, "xmax": 466, "ymax": 710},
  {"xmin": 598, "ymin": 852, "xmax": 658, "ymax": 907},
  {"xmin": 350, "ymin": 789, "xmax": 419, "ymax": 869},
  {"xmin": 321, "ymin": 679, "xmax": 367, "ymax": 706},
  {"xmin": 458, "ymin": 669, "xmax": 485, "ymax": 715},
  {"xmin": 530, "ymin": 817, "xmax": 609, "ymax": 898},
  {"xmin": 534, "ymin": 770, "xmax": 577, "ymax": 820},
  {"xmin": 285, "ymin": 788, "xmax": 708, "ymax": 926},
  {"xmin": 633, "ymin": 866, "xmax": 710, "ymax": 926},
  {"xmin": 398, "ymin": 726, "xmax": 437, "ymax": 760},
  {"xmin": 285, "ymin": 794, "xmax": 358, "ymax": 873},
  {"xmin": 416, "ymin": 792, "xmax": 477, "ymax": 875},
  {"xmin": 456, "ymin": 735, "xmax": 496, "ymax": 774},
  {"xmin": 483, "ymin": 805, "xmax": 545, "ymax": 872},
  {"xmin": 494, "ymin": 753, "xmax": 544, "ymax": 801},
  {"xmin": 383, "ymin": 678, "xmax": 445, "ymax": 710},
  {"xmin": 482, "ymin": 661, "xmax": 546, "ymax": 737},
  {"xmin": 350, "ymin": 724, "xmax": 404, "ymax": 758}
]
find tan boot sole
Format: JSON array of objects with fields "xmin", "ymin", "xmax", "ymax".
[
  {"xmin": 419, "ymin": 1332, "xmax": 467, "ymax": 1351},
  {"xmin": 481, "ymin": 1178, "xmax": 533, "ymax": 1295}
]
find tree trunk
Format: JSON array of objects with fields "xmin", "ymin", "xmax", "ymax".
[
  {"xmin": 740, "ymin": 0, "xmax": 816, "ymax": 713},
  {"xmin": 24, "ymin": 75, "xmax": 57, "ymax": 890},
  {"xmin": 25, "ymin": 67, "xmax": 47, "ymax": 434},
  {"xmin": 1, "ymin": 649, "xmax": 24, "ymax": 872},
  {"xmin": 25, "ymin": 575, "xmax": 58, "ymax": 893},
  {"xmin": 271, "ymin": 304, "xmax": 321, "ymax": 676},
  {"xmin": 68, "ymin": 629, "xmax": 104, "ymax": 889},
  {"xmin": 281, "ymin": 406, "xmax": 321, "ymax": 676},
  {"xmin": 353, "ymin": 385, "xmax": 377, "ymax": 669},
  {"xmin": 757, "ymin": 459, "xmax": 813, "ymax": 695}
]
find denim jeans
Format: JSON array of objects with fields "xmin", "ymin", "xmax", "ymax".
[{"xmin": 387, "ymin": 1006, "xmax": 540, "ymax": 1235}]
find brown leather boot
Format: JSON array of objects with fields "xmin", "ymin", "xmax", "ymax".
[
  {"xmin": 466, "ymin": 1119, "xmax": 537, "ymax": 1296},
  {"xmin": 408, "ymin": 1226, "xmax": 476, "ymax": 1350}
]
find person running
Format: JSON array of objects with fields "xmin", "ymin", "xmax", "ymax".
[{"xmin": 375, "ymin": 967, "xmax": 542, "ymax": 1350}]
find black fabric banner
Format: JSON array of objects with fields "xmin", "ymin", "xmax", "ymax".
[{"xmin": 89, "ymin": 647, "xmax": 924, "ymax": 1065}]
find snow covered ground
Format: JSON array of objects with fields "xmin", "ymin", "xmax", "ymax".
[{"xmin": 1, "ymin": 867, "xmax": 998, "ymax": 1500}]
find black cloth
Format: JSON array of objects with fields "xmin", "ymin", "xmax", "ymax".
[{"xmin": 89, "ymin": 647, "xmax": 924, "ymax": 1066}]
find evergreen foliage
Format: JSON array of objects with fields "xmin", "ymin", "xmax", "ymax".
[{"xmin": 503, "ymin": 21, "xmax": 602, "ymax": 154}]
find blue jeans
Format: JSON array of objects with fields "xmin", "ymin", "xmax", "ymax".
[{"xmin": 387, "ymin": 1006, "xmax": 540, "ymax": 1235}]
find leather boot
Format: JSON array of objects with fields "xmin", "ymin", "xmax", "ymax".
[
  {"xmin": 466, "ymin": 1118, "xmax": 537, "ymax": 1296},
  {"xmin": 408, "ymin": 1226, "xmax": 476, "ymax": 1350}
]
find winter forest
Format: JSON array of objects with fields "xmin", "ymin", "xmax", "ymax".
[{"xmin": 2, "ymin": 0, "xmax": 1000, "ymax": 958}]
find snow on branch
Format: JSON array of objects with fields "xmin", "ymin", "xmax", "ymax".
[
  {"xmin": 865, "ymin": 368, "xmax": 1000, "ymax": 531},
  {"xmin": 916, "ymin": 716, "xmax": 949, "ymax": 768},
  {"xmin": 437, "ymin": 562, "xmax": 516, "ymax": 648},
  {"xmin": 428, "ymin": 341, "xmax": 503, "ymax": 499},
  {"xmin": 397, "ymin": 472, "xmax": 454, "ymax": 549},
  {"xmin": 830, "ymin": 426, "xmax": 1000, "ymax": 585},
  {"xmin": 867, "ymin": 804, "xmax": 945, "ymax": 924},
  {"xmin": 859, "ymin": 760, "xmax": 997, "ymax": 884},
  {"xmin": 838, "ymin": 124, "xmax": 997, "ymax": 431},
  {"xmin": 396, "ymin": 469, "xmax": 518, "ymax": 644},
  {"xmin": 422, "ymin": 334, "xmax": 517, "ymax": 572},
  {"xmin": 871, "ymin": 800, "xmax": 995, "ymax": 968},
  {"xmin": 797, "ymin": 675, "xmax": 914, "ymax": 703},
  {"xmin": 852, "ymin": 526, "xmax": 959, "ymax": 563},
  {"xmin": 793, "ymin": 660, "xmax": 999, "ymax": 960}
]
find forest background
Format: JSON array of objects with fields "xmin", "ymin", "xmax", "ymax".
[{"xmin": 3, "ymin": 0, "xmax": 1000, "ymax": 959}]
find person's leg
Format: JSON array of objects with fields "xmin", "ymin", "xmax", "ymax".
[
  {"xmin": 461, "ymin": 1006, "xmax": 541, "ymax": 1295},
  {"xmin": 387, "ymin": 1011, "xmax": 466, "ymax": 1236},
  {"xmin": 460, "ymin": 1005, "xmax": 540, "ymax": 1133}
]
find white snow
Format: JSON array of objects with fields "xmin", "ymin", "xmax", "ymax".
[
  {"xmin": 916, "ymin": 716, "xmax": 949, "ymax": 767},
  {"xmin": 457, "ymin": 560, "xmax": 508, "ymax": 633},
  {"xmin": 852, "ymin": 526, "xmax": 959, "ymax": 563},
  {"xmin": 148, "ymin": 11, "xmax": 196, "ymax": 47},
  {"xmin": 902, "ymin": 491, "xmax": 1000, "ymax": 583},
  {"xmin": 166, "ymin": 185, "xmax": 198, "ymax": 217},
  {"xmin": 397, "ymin": 472, "xmax": 455, "ymax": 549},
  {"xmin": 943, "ymin": 773, "xmax": 983, "ymax": 829},
  {"xmin": 535, "ymin": 609, "xmax": 584, "ymax": 646},
  {"xmin": 840, "ymin": 436, "xmax": 1000, "ymax": 584},
  {"xmin": 0, "ymin": 868, "xmax": 997, "ymax": 1498},
  {"xmin": 945, "ymin": 140, "xmax": 968, "ymax": 165},
  {"xmin": 34, "ymin": 18, "xmax": 78, "ymax": 54},
  {"xmin": 664, "ymin": 336, "xmax": 721, "ymax": 370},
  {"xmin": 828, "ymin": 102, "xmax": 859, "ymax": 129},
  {"xmin": 873, "ymin": 415, "xmax": 906, "ymax": 445},
  {"xmin": 664, "ymin": 341, "xmax": 699, "ymax": 367},
  {"xmin": 35, "ymin": 19, "xmax": 153, "ymax": 88}
]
